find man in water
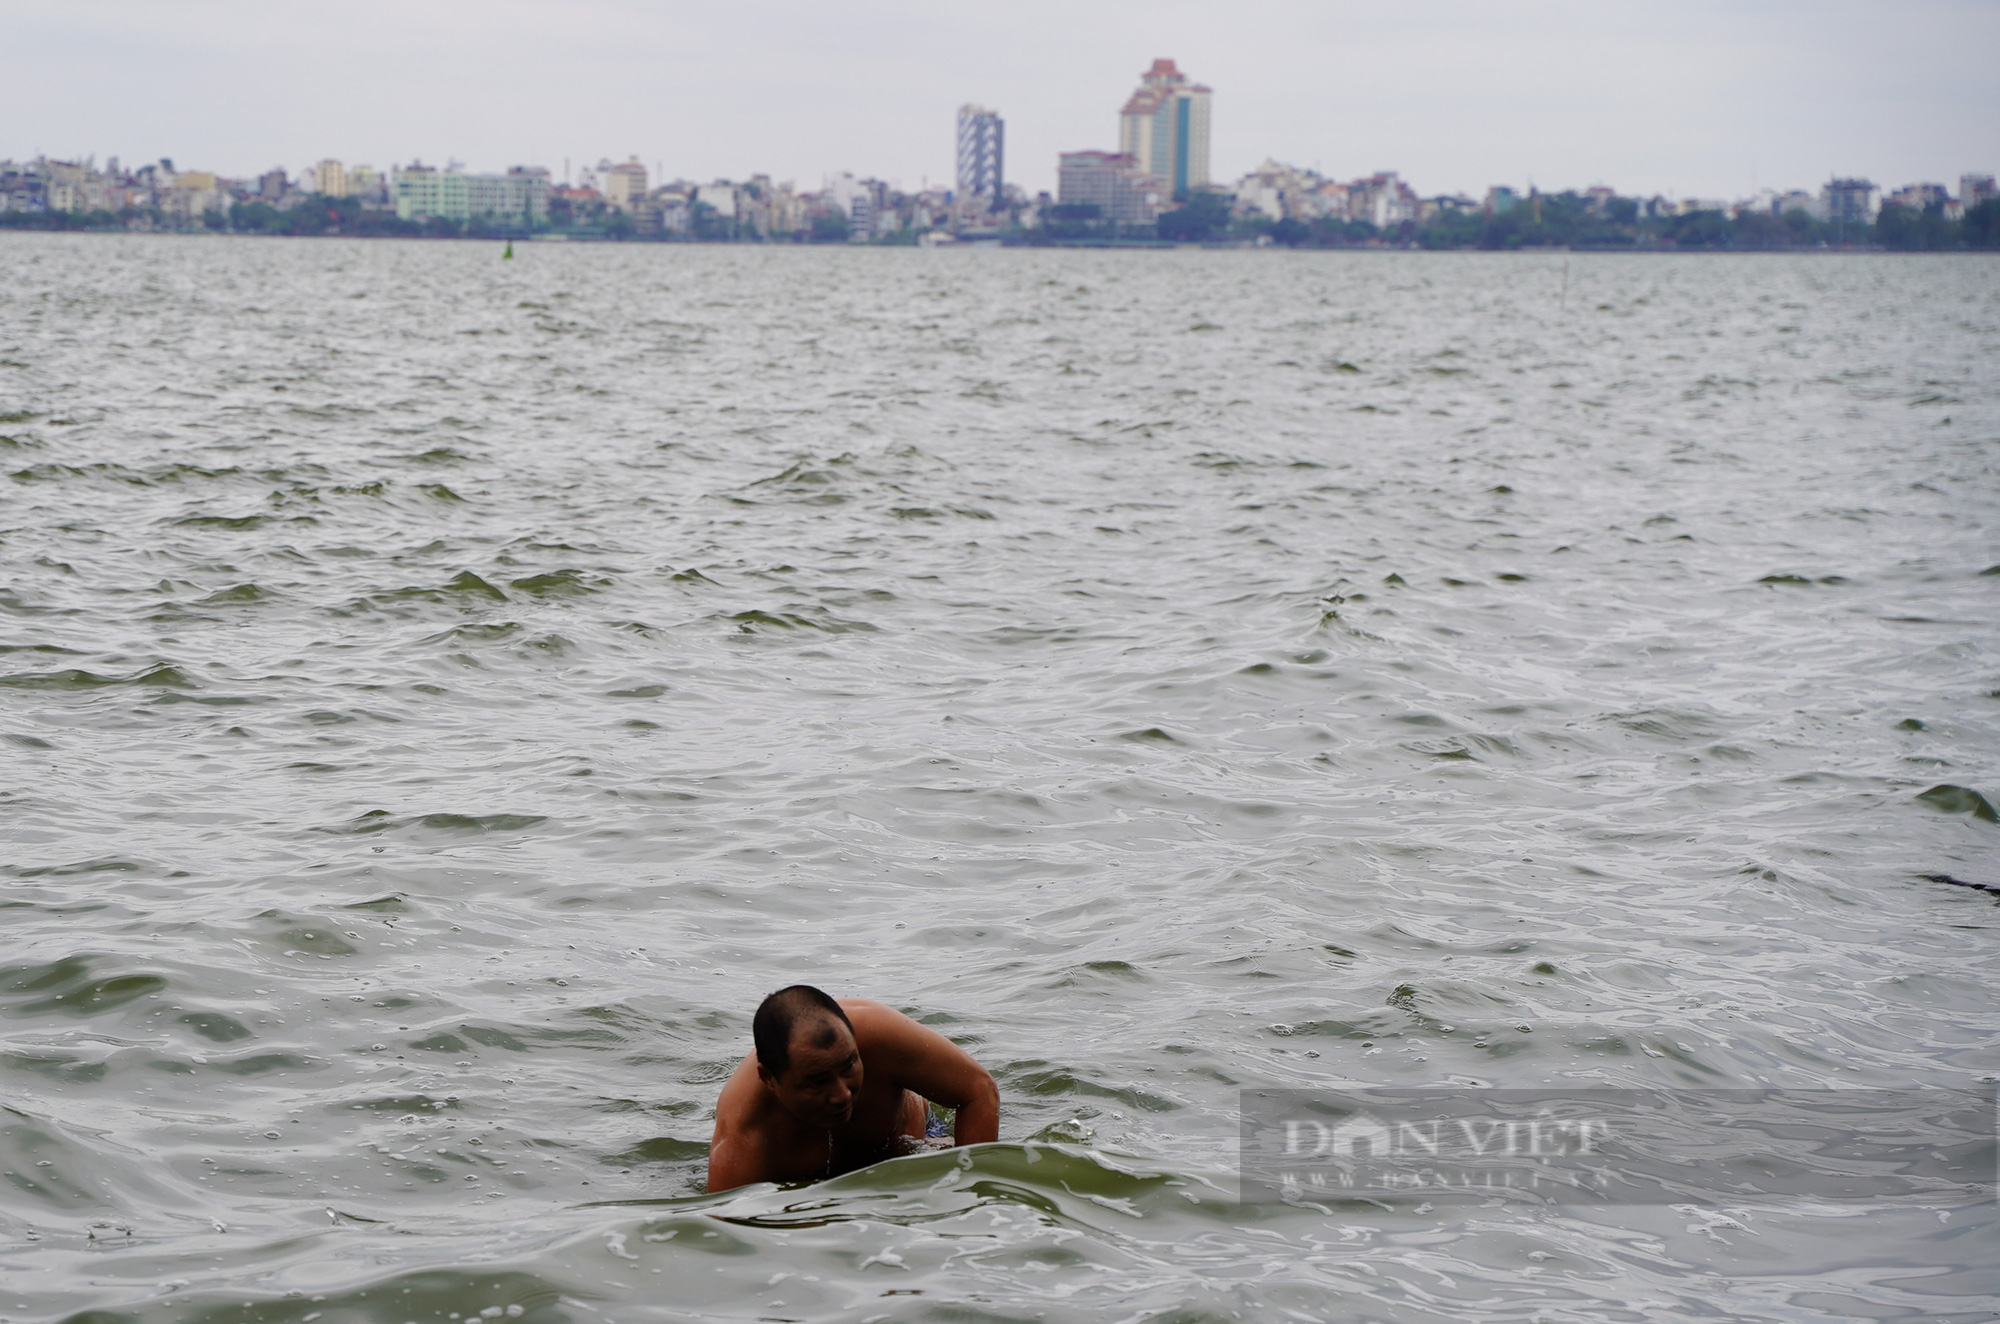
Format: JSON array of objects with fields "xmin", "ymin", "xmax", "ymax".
[{"xmin": 707, "ymin": 985, "xmax": 999, "ymax": 1192}]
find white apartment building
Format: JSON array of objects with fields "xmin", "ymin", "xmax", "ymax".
[
  {"xmin": 1348, "ymin": 172, "xmax": 1418, "ymax": 228},
  {"xmin": 393, "ymin": 164, "xmax": 549, "ymax": 223},
  {"xmin": 695, "ymin": 182, "xmax": 737, "ymax": 220}
]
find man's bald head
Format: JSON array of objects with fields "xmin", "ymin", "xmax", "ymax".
[{"xmin": 752, "ymin": 984, "xmax": 854, "ymax": 1079}]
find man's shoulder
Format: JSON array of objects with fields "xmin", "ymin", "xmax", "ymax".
[
  {"xmin": 840, "ymin": 1000, "xmax": 922, "ymax": 1048},
  {"xmin": 712, "ymin": 1054, "xmax": 771, "ymax": 1128},
  {"xmin": 838, "ymin": 998, "xmax": 898, "ymax": 1024}
]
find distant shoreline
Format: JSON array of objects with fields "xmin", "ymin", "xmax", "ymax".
[{"xmin": 0, "ymin": 226, "xmax": 1979, "ymax": 255}]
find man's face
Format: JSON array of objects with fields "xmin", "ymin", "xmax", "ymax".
[{"xmin": 765, "ymin": 1016, "xmax": 862, "ymax": 1127}]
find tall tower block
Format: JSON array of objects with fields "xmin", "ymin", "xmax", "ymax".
[
  {"xmin": 1118, "ymin": 59, "xmax": 1211, "ymax": 197},
  {"xmin": 956, "ymin": 105, "xmax": 1005, "ymax": 202}
]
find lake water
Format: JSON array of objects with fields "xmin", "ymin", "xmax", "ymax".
[{"xmin": 2, "ymin": 234, "xmax": 1997, "ymax": 1322}]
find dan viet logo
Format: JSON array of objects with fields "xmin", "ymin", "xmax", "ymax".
[
  {"xmin": 1240, "ymin": 1087, "xmax": 1995, "ymax": 1207},
  {"xmin": 1268, "ymin": 1109, "xmax": 1617, "ymax": 1197},
  {"xmin": 1282, "ymin": 1113, "xmax": 1613, "ymax": 1159}
]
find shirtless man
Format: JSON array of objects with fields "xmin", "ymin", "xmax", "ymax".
[{"xmin": 707, "ymin": 985, "xmax": 999, "ymax": 1193}]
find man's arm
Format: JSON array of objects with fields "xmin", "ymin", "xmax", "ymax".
[
  {"xmin": 706, "ymin": 1134, "xmax": 756, "ymax": 1194},
  {"xmin": 707, "ymin": 1053, "xmax": 767, "ymax": 1193},
  {"xmin": 843, "ymin": 1001, "xmax": 999, "ymax": 1145}
]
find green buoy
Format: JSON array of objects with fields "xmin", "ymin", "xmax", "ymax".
[{"xmin": 503, "ymin": 240, "xmax": 514, "ymax": 259}]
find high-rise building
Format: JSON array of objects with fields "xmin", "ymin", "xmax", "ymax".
[
  {"xmin": 1821, "ymin": 178, "xmax": 1880, "ymax": 226},
  {"xmin": 1057, "ymin": 151, "xmax": 1164, "ymax": 224},
  {"xmin": 602, "ymin": 159, "xmax": 648, "ymax": 212},
  {"xmin": 311, "ymin": 159, "xmax": 347, "ymax": 197},
  {"xmin": 1963, "ymin": 174, "xmax": 1997, "ymax": 209},
  {"xmin": 1118, "ymin": 58, "xmax": 1210, "ymax": 197},
  {"xmin": 956, "ymin": 104, "xmax": 1004, "ymax": 202}
]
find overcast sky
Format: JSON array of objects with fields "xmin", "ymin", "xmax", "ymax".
[{"xmin": 7, "ymin": 0, "xmax": 1997, "ymax": 199}]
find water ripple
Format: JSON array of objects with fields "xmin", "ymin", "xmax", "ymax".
[{"xmin": 1, "ymin": 237, "xmax": 1997, "ymax": 1322}]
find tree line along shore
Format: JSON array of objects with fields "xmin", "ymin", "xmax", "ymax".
[{"xmin": 5, "ymin": 189, "xmax": 1996, "ymax": 252}]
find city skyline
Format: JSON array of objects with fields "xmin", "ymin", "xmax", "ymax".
[
  {"xmin": 5, "ymin": 0, "xmax": 1994, "ymax": 200},
  {"xmin": 10, "ymin": 54, "xmax": 1994, "ymax": 251},
  {"xmin": 14, "ymin": 134, "xmax": 1990, "ymax": 254}
]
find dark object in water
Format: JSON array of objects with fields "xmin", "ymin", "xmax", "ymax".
[
  {"xmin": 1916, "ymin": 784, "xmax": 1999, "ymax": 822},
  {"xmin": 1921, "ymin": 872, "xmax": 2000, "ymax": 896}
]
